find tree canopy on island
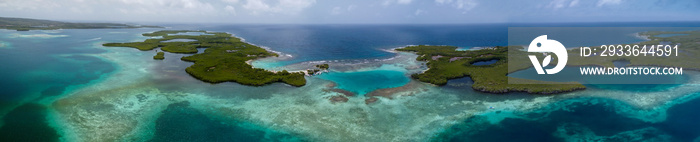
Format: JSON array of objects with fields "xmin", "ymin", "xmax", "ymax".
[{"xmin": 104, "ymin": 30, "xmax": 306, "ymax": 87}]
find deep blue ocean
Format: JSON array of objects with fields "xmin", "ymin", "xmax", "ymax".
[
  {"xmin": 1, "ymin": 22, "xmax": 700, "ymax": 141},
  {"xmin": 175, "ymin": 24, "xmax": 509, "ymax": 67}
]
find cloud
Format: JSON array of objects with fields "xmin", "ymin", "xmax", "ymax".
[
  {"xmin": 569, "ymin": 0, "xmax": 579, "ymax": 7},
  {"xmin": 242, "ymin": 0, "xmax": 271, "ymax": 14},
  {"xmin": 1, "ymin": 0, "xmax": 698, "ymax": 24},
  {"xmin": 547, "ymin": 0, "xmax": 579, "ymax": 9},
  {"xmin": 382, "ymin": 0, "xmax": 412, "ymax": 6},
  {"xmin": 414, "ymin": 9, "xmax": 425, "ymax": 16},
  {"xmin": 330, "ymin": 5, "xmax": 356, "ymax": 15},
  {"xmin": 242, "ymin": 0, "xmax": 316, "ymax": 15},
  {"xmin": 597, "ymin": 0, "xmax": 623, "ymax": 7},
  {"xmin": 109, "ymin": 0, "xmax": 218, "ymax": 15},
  {"xmin": 0, "ymin": 0, "xmax": 60, "ymax": 11},
  {"xmin": 434, "ymin": 0, "xmax": 478, "ymax": 12},
  {"xmin": 225, "ymin": 5, "xmax": 237, "ymax": 15},
  {"xmin": 0, "ymin": 0, "xmax": 218, "ymax": 16},
  {"xmin": 331, "ymin": 6, "xmax": 342, "ymax": 15},
  {"xmin": 222, "ymin": 0, "xmax": 239, "ymax": 4},
  {"xmin": 347, "ymin": 5, "xmax": 355, "ymax": 11}
]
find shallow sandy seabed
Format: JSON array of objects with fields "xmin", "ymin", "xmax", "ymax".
[
  {"xmin": 0, "ymin": 41, "xmax": 7, "ymax": 49},
  {"xmin": 49, "ymin": 40, "xmax": 700, "ymax": 141},
  {"xmin": 8, "ymin": 33, "xmax": 69, "ymax": 38}
]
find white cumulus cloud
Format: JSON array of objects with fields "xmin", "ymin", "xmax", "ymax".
[
  {"xmin": 225, "ymin": 5, "xmax": 237, "ymax": 15},
  {"xmin": 331, "ymin": 6, "xmax": 342, "ymax": 15},
  {"xmin": 597, "ymin": 0, "xmax": 623, "ymax": 7},
  {"xmin": 434, "ymin": 0, "xmax": 478, "ymax": 13},
  {"xmin": 414, "ymin": 9, "xmax": 425, "ymax": 15},
  {"xmin": 330, "ymin": 5, "xmax": 356, "ymax": 15},
  {"xmin": 0, "ymin": 0, "xmax": 60, "ymax": 11},
  {"xmin": 111, "ymin": 0, "xmax": 217, "ymax": 15},
  {"xmin": 569, "ymin": 0, "xmax": 579, "ymax": 7},
  {"xmin": 222, "ymin": 0, "xmax": 239, "ymax": 4},
  {"xmin": 382, "ymin": 0, "xmax": 413, "ymax": 6},
  {"xmin": 547, "ymin": 0, "xmax": 579, "ymax": 9},
  {"xmin": 242, "ymin": 0, "xmax": 316, "ymax": 15}
]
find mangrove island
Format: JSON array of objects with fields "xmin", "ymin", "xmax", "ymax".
[
  {"xmin": 104, "ymin": 30, "xmax": 306, "ymax": 87},
  {"xmin": 398, "ymin": 30, "xmax": 700, "ymax": 94},
  {"xmin": 397, "ymin": 45, "xmax": 585, "ymax": 94}
]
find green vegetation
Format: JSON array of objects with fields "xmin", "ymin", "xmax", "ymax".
[
  {"xmin": 141, "ymin": 30, "xmax": 207, "ymax": 36},
  {"xmin": 307, "ymin": 69, "xmax": 321, "ymax": 75},
  {"xmin": 400, "ymin": 30, "xmax": 700, "ymax": 94},
  {"xmin": 153, "ymin": 52, "xmax": 165, "ymax": 60},
  {"xmin": 306, "ymin": 64, "xmax": 329, "ymax": 75},
  {"xmin": 104, "ymin": 30, "xmax": 306, "ymax": 87},
  {"xmin": 397, "ymin": 45, "xmax": 585, "ymax": 94},
  {"xmin": 0, "ymin": 17, "xmax": 161, "ymax": 31},
  {"xmin": 103, "ymin": 30, "xmax": 230, "ymax": 53},
  {"xmin": 316, "ymin": 64, "xmax": 330, "ymax": 70}
]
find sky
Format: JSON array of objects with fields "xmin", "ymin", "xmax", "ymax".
[{"xmin": 1, "ymin": 0, "xmax": 699, "ymax": 24}]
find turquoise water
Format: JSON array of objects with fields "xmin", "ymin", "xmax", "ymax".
[
  {"xmin": 439, "ymin": 94, "xmax": 700, "ymax": 141},
  {"xmin": 439, "ymin": 98, "xmax": 654, "ymax": 141},
  {"xmin": 150, "ymin": 101, "xmax": 300, "ymax": 142},
  {"xmin": 0, "ymin": 103, "xmax": 57, "ymax": 141},
  {"xmin": 0, "ymin": 41, "xmax": 8, "ymax": 49},
  {"xmin": 318, "ymin": 70, "xmax": 409, "ymax": 95},
  {"xmin": 0, "ymin": 29, "xmax": 153, "ymax": 141},
  {"xmin": 2, "ymin": 23, "xmax": 700, "ymax": 141},
  {"xmin": 0, "ymin": 29, "xmax": 128, "ymax": 102},
  {"xmin": 455, "ymin": 47, "xmax": 471, "ymax": 51}
]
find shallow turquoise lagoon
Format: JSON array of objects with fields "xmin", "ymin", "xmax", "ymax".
[
  {"xmin": 318, "ymin": 70, "xmax": 409, "ymax": 95},
  {"xmin": 3, "ymin": 24, "xmax": 700, "ymax": 141}
]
